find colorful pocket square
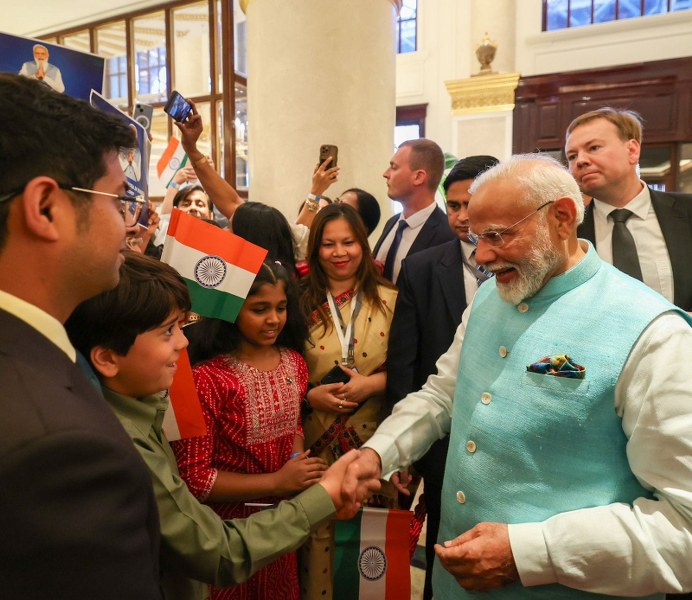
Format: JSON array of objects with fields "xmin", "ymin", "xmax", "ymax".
[{"xmin": 527, "ymin": 354, "xmax": 585, "ymax": 379}]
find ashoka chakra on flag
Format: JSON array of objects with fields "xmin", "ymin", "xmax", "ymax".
[
  {"xmin": 358, "ymin": 546, "xmax": 386, "ymax": 581},
  {"xmin": 194, "ymin": 255, "xmax": 227, "ymax": 288}
]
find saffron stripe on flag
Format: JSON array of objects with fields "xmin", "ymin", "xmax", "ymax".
[
  {"xmin": 167, "ymin": 209, "xmax": 267, "ymax": 273},
  {"xmin": 384, "ymin": 509, "xmax": 412, "ymax": 599},
  {"xmin": 333, "ymin": 509, "xmax": 363, "ymax": 600},
  {"xmin": 165, "ymin": 347, "xmax": 206, "ymax": 440}
]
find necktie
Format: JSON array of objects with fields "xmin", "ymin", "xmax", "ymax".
[
  {"xmin": 610, "ymin": 209, "xmax": 643, "ymax": 281},
  {"xmin": 470, "ymin": 249, "xmax": 493, "ymax": 286},
  {"xmin": 383, "ymin": 220, "xmax": 408, "ymax": 281}
]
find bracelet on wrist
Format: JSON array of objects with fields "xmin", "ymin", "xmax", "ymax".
[
  {"xmin": 305, "ymin": 197, "xmax": 319, "ymax": 213},
  {"xmin": 168, "ymin": 180, "xmax": 180, "ymax": 190},
  {"xmin": 193, "ymin": 155, "xmax": 208, "ymax": 168}
]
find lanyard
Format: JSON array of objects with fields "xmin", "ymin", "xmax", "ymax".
[{"xmin": 326, "ymin": 290, "xmax": 362, "ymax": 367}]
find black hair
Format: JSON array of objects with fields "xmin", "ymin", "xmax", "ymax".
[
  {"xmin": 186, "ymin": 260, "xmax": 307, "ymax": 365},
  {"xmin": 172, "ymin": 184, "xmax": 215, "ymax": 216},
  {"xmin": 0, "ymin": 74, "xmax": 135, "ymax": 250},
  {"xmin": 231, "ymin": 201, "xmax": 297, "ymax": 276},
  {"xmin": 66, "ymin": 251, "xmax": 191, "ymax": 362},
  {"xmin": 443, "ymin": 155, "xmax": 500, "ymax": 194},
  {"xmin": 341, "ymin": 188, "xmax": 381, "ymax": 235}
]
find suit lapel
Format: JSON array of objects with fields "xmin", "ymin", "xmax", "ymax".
[
  {"xmin": 436, "ymin": 242, "xmax": 467, "ymax": 323},
  {"xmin": 650, "ymin": 189, "xmax": 692, "ymax": 309},
  {"xmin": 409, "ymin": 208, "xmax": 442, "ymax": 255},
  {"xmin": 577, "ymin": 203, "xmax": 596, "ymax": 242}
]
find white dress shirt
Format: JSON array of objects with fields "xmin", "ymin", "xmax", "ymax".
[
  {"xmin": 375, "ymin": 201, "xmax": 437, "ymax": 283},
  {"xmin": 460, "ymin": 239, "xmax": 482, "ymax": 302},
  {"xmin": 364, "ymin": 267, "xmax": 692, "ymax": 595},
  {"xmin": 592, "ymin": 184, "xmax": 674, "ymax": 302}
]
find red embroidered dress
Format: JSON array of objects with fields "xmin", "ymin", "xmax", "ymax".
[{"xmin": 172, "ymin": 348, "xmax": 308, "ymax": 600}]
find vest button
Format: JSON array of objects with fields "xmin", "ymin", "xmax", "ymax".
[
  {"xmin": 517, "ymin": 302, "xmax": 529, "ymax": 313},
  {"xmin": 456, "ymin": 490, "xmax": 466, "ymax": 504},
  {"xmin": 466, "ymin": 440, "xmax": 477, "ymax": 453},
  {"xmin": 499, "ymin": 346, "xmax": 508, "ymax": 358},
  {"xmin": 481, "ymin": 392, "xmax": 491, "ymax": 404}
]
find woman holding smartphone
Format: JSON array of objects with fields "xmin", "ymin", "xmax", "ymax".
[{"xmin": 298, "ymin": 203, "xmax": 398, "ymax": 600}]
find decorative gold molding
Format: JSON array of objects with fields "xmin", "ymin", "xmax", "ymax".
[
  {"xmin": 240, "ymin": 0, "xmax": 402, "ymax": 14},
  {"xmin": 445, "ymin": 72, "xmax": 521, "ymax": 115}
]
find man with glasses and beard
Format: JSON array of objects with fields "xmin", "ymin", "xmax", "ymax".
[
  {"xmin": 347, "ymin": 154, "xmax": 692, "ymax": 599},
  {"xmin": 0, "ymin": 73, "xmax": 159, "ymax": 598}
]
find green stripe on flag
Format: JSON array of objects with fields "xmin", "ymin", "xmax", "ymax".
[
  {"xmin": 333, "ymin": 509, "xmax": 363, "ymax": 600},
  {"xmin": 186, "ymin": 278, "xmax": 245, "ymax": 323}
]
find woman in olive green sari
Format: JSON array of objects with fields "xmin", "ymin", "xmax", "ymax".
[{"xmin": 298, "ymin": 203, "xmax": 398, "ymax": 600}]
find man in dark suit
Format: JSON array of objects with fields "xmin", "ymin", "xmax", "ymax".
[
  {"xmin": 386, "ymin": 155, "xmax": 499, "ymax": 600},
  {"xmin": 374, "ymin": 139, "xmax": 456, "ymax": 283},
  {"xmin": 0, "ymin": 73, "xmax": 161, "ymax": 598},
  {"xmin": 566, "ymin": 107, "xmax": 692, "ymax": 312}
]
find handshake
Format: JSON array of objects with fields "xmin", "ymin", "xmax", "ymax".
[{"xmin": 318, "ymin": 448, "xmax": 383, "ymax": 519}]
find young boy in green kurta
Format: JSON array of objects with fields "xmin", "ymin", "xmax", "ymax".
[{"xmin": 65, "ymin": 250, "xmax": 378, "ymax": 600}]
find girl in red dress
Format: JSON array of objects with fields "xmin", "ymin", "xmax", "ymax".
[{"xmin": 172, "ymin": 261, "xmax": 327, "ymax": 600}]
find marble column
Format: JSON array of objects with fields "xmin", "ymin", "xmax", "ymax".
[{"xmin": 240, "ymin": 0, "xmax": 401, "ymax": 238}]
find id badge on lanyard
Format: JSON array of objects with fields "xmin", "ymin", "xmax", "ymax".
[{"xmin": 326, "ymin": 290, "xmax": 362, "ymax": 368}]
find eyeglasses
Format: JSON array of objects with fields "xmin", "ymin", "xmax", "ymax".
[
  {"xmin": 468, "ymin": 201, "xmax": 553, "ymax": 247},
  {"xmin": 0, "ymin": 184, "xmax": 145, "ymax": 227}
]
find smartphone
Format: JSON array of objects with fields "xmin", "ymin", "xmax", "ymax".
[
  {"xmin": 320, "ymin": 364, "xmax": 351, "ymax": 385},
  {"xmin": 132, "ymin": 102, "xmax": 153, "ymax": 133},
  {"xmin": 164, "ymin": 91, "xmax": 192, "ymax": 123},
  {"xmin": 319, "ymin": 144, "xmax": 338, "ymax": 169}
]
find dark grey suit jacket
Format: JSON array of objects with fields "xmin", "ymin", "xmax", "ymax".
[
  {"xmin": 386, "ymin": 239, "xmax": 468, "ymax": 487},
  {"xmin": 577, "ymin": 188, "xmax": 692, "ymax": 311},
  {"xmin": 0, "ymin": 309, "xmax": 162, "ymax": 599},
  {"xmin": 373, "ymin": 206, "xmax": 456, "ymax": 284}
]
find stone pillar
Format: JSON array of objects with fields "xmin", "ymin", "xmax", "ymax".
[{"xmin": 240, "ymin": 0, "xmax": 401, "ymax": 239}]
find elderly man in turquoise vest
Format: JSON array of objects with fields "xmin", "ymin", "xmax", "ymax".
[{"xmin": 352, "ymin": 153, "xmax": 692, "ymax": 598}]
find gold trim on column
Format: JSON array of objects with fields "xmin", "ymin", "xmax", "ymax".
[
  {"xmin": 445, "ymin": 73, "xmax": 520, "ymax": 115},
  {"xmin": 240, "ymin": 0, "xmax": 402, "ymax": 14}
]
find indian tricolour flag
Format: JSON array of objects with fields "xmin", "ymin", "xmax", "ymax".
[
  {"xmin": 162, "ymin": 347, "xmax": 206, "ymax": 441},
  {"xmin": 162, "ymin": 209, "xmax": 268, "ymax": 323},
  {"xmin": 157, "ymin": 137, "xmax": 188, "ymax": 186},
  {"xmin": 334, "ymin": 507, "xmax": 413, "ymax": 600}
]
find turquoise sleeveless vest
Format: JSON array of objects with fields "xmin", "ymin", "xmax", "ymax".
[{"xmin": 433, "ymin": 244, "xmax": 688, "ymax": 599}]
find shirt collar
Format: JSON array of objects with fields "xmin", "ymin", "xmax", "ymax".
[
  {"xmin": 398, "ymin": 201, "xmax": 437, "ymax": 230},
  {"xmin": 103, "ymin": 386, "xmax": 169, "ymax": 439},
  {"xmin": 593, "ymin": 182, "xmax": 651, "ymax": 222},
  {"xmin": 0, "ymin": 289, "xmax": 76, "ymax": 362}
]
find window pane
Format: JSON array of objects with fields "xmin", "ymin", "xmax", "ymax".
[
  {"xmin": 96, "ymin": 22, "xmax": 128, "ymax": 107},
  {"xmin": 133, "ymin": 12, "xmax": 167, "ymax": 103},
  {"xmin": 234, "ymin": 83, "xmax": 249, "ymax": 190},
  {"xmin": 545, "ymin": 0, "xmax": 568, "ymax": 30},
  {"xmin": 644, "ymin": 0, "xmax": 667, "ymax": 14},
  {"xmin": 400, "ymin": 0, "xmax": 417, "ymax": 20},
  {"xmin": 62, "ymin": 30, "xmax": 90, "ymax": 53},
  {"xmin": 216, "ymin": 99, "xmax": 225, "ymax": 179},
  {"xmin": 619, "ymin": 0, "xmax": 642, "ymax": 19},
  {"xmin": 216, "ymin": 0, "xmax": 224, "ymax": 90},
  {"xmin": 192, "ymin": 101, "xmax": 213, "ymax": 162},
  {"xmin": 594, "ymin": 0, "xmax": 616, "ymax": 23},
  {"xmin": 399, "ymin": 20, "xmax": 417, "ymax": 53},
  {"xmin": 569, "ymin": 0, "xmax": 593, "ymax": 27},
  {"xmin": 234, "ymin": 0, "xmax": 248, "ymax": 76},
  {"xmin": 149, "ymin": 108, "xmax": 173, "ymax": 197},
  {"xmin": 671, "ymin": 0, "xmax": 692, "ymax": 10},
  {"xmin": 173, "ymin": 1, "xmax": 211, "ymax": 97}
]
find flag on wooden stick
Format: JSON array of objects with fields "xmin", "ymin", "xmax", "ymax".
[{"xmin": 162, "ymin": 347, "xmax": 206, "ymax": 441}]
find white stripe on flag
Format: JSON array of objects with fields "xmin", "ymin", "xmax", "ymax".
[
  {"xmin": 161, "ymin": 394, "xmax": 182, "ymax": 441},
  {"xmin": 163, "ymin": 236, "xmax": 257, "ymax": 296},
  {"xmin": 359, "ymin": 508, "xmax": 388, "ymax": 599}
]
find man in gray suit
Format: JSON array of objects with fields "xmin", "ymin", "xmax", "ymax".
[
  {"xmin": 566, "ymin": 107, "xmax": 692, "ymax": 312},
  {"xmin": 0, "ymin": 73, "xmax": 161, "ymax": 598},
  {"xmin": 19, "ymin": 44, "xmax": 65, "ymax": 93}
]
